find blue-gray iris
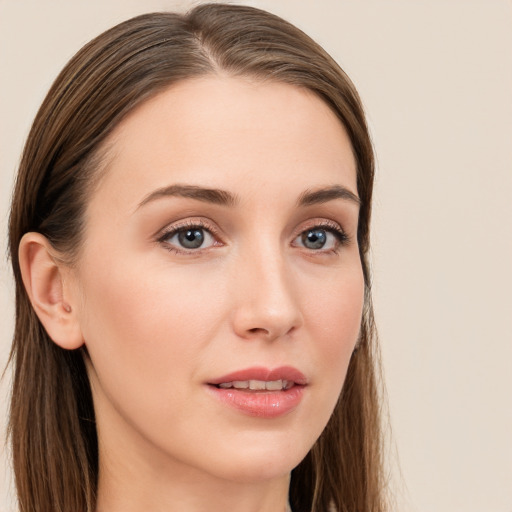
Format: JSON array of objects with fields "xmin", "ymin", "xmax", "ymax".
[
  {"xmin": 302, "ymin": 229, "xmax": 326, "ymax": 249},
  {"xmin": 179, "ymin": 228, "xmax": 204, "ymax": 249}
]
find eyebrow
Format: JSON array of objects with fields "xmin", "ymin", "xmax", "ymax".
[
  {"xmin": 137, "ymin": 183, "xmax": 360, "ymax": 210},
  {"xmin": 296, "ymin": 185, "xmax": 361, "ymax": 207},
  {"xmin": 137, "ymin": 184, "xmax": 239, "ymax": 209}
]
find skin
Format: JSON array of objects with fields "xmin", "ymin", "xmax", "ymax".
[{"xmin": 21, "ymin": 76, "xmax": 364, "ymax": 512}]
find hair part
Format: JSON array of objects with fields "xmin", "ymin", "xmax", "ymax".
[{"xmin": 8, "ymin": 4, "xmax": 386, "ymax": 511}]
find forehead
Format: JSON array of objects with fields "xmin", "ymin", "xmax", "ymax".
[{"xmin": 89, "ymin": 76, "xmax": 357, "ymax": 215}]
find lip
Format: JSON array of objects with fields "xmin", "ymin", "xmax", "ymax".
[
  {"xmin": 206, "ymin": 366, "xmax": 307, "ymax": 418},
  {"xmin": 207, "ymin": 366, "xmax": 308, "ymax": 386}
]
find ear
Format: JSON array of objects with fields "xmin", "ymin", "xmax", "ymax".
[{"xmin": 18, "ymin": 232, "xmax": 84, "ymax": 350}]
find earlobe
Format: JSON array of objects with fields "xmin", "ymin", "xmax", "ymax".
[{"xmin": 18, "ymin": 232, "xmax": 84, "ymax": 350}]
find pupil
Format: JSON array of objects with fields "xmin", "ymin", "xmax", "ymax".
[
  {"xmin": 179, "ymin": 228, "xmax": 204, "ymax": 249},
  {"xmin": 302, "ymin": 229, "xmax": 326, "ymax": 249}
]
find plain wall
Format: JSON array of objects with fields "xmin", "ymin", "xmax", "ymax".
[{"xmin": 1, "ymin": 1, "xmax": 511, "ymax": 511}]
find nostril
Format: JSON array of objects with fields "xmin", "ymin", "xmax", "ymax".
[
  {"xmin": 246, "ymin": 325, "xmax": 297, "ymax": 340},
  {"xmin": 248, "ymin": 327, "xmax": 269, "ymax": 335}
]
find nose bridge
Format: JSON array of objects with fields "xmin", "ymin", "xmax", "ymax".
[{"xmin": 232, "ymin": 238, "xmax": 302, "ymax": 340}]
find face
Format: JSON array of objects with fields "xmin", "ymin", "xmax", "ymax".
[{"xmin": 71, "ymin": 76, "xmax": 364, "ymax": 484}]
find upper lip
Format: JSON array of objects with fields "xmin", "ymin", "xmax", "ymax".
[{"xmin": 207, "ymin": 366, "xmax": 308, "ymax": 386}]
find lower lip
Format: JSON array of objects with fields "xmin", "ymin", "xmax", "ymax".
[{"xmin": 206, "ymin": 385, "xmax": 305, "ymax": 418}]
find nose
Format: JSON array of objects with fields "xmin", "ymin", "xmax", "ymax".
[{"xmin": 230, "ymin": 247, "xmax": 303, "ymax": 341}]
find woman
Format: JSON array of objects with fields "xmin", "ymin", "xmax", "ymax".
[{"xmin": 8, "ymin": 4, "xmax": 385, "ymax": 512}]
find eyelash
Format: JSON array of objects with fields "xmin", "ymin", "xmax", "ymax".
[
  {"xmin": 295, "ymin": 220, "xmax": 350, "ymax": 255},
  {"xmin": 157, "ymin": 219, "xmax": 350, "ymax": 255}
]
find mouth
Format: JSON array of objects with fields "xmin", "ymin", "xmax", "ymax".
[{"xmin": 206, "ymin": 366, "xmax": 307, "ymax": 418}]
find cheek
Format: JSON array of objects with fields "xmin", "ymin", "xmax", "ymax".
[
  {"xmin": 302, "ymin": 263, "xmax": 364, "ymax": 393},
  {"xmin": 76, "ymin": 252, "xmax": 226, "ymax": 396},
  {"xmin": 306, "ymin": 266, "xmax": 364, "ymax": 349}
]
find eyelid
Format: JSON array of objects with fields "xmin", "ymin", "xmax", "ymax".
[{"xmin": 294, "ymin": 218, "xmax": 349, "ymax": 240}]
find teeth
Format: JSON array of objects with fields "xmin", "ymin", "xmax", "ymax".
[
  {"xmin": 249, "ymin": 380, "xmax": 266, "ymax": 390},
  {"xmin": 217, "ymin": 379, "xmax": 292, "ymax": 390},
  {"xmin": 265, "ymin": 379, "xmax": 283, "ymax": 390}
]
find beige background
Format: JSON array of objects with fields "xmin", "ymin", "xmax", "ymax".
[{"xmin": 1, "ymin": 1, "xmax": 511, "ymax": 511}]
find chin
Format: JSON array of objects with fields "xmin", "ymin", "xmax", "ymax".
[{"xmin": 195, "ymin": 434, "xmax": 313, "ymax": 484}]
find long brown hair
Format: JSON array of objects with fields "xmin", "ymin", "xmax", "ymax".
[{"xmin": 8, "ymin": 4, "xmax": 385, "ymax": 511}]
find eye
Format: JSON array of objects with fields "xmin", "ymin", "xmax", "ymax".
[
  {"xmin": 161, "ymin": 224, "xmax": 216, "ymax": 251},
  {"xmin": 294, "ymin": 225, "xmax": 348, "ymax": 251}
]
